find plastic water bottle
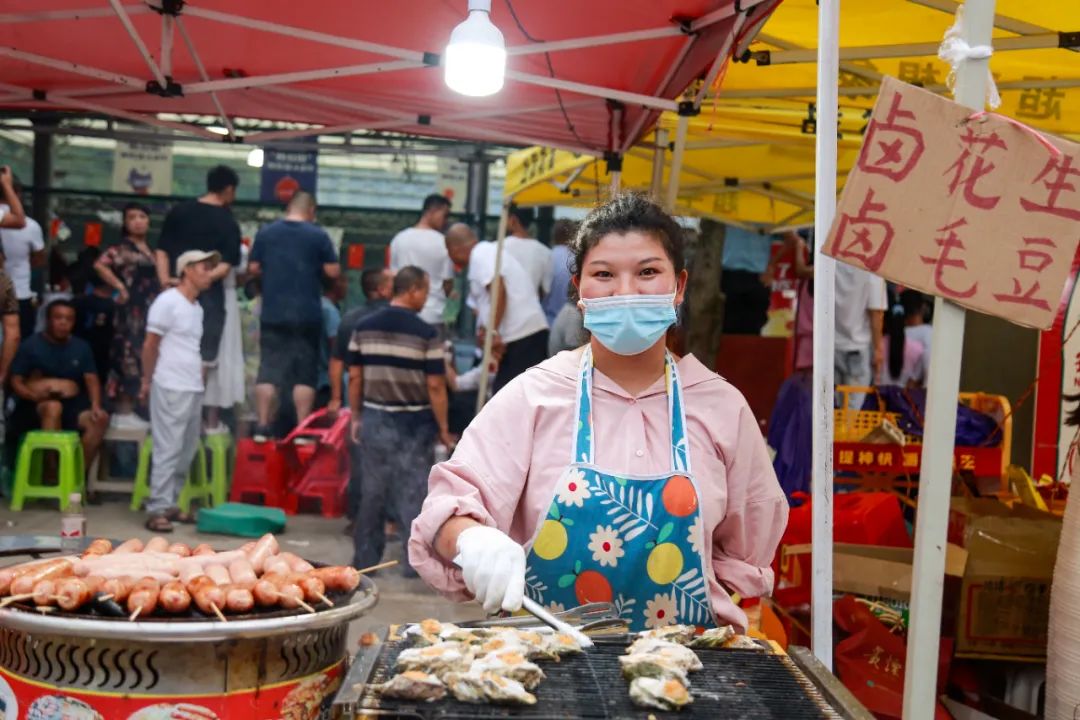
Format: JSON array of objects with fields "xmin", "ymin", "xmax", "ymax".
[{"xmin": 60, "ymin": 493, "xmax": 86, "ymax": 552}]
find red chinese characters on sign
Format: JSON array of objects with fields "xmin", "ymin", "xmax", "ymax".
[
  {"xmin": 859, "ymin": 92, "xmax": 926, "ymax": 182},
  {"xmin": 829, "ymin": 188, "xmax": 895, "ymax": 272},
  {"xmin": 945, "ymin": 128, "xmax": 1007, "ymax": 210},
  {"xmin": 920, "ymin": 219, "xmax": 977, "ymax": 299},
  {"xmin": 824, "ymin": 77, "xmax": 1080, "ymax": 330},
  {"xmin": 992, "ymin": 237, "xmax": 1057, "ymax": 312},
  {"xmin": 1021, "ymin": 154, "xmax": 1080, "ymax": 221}
]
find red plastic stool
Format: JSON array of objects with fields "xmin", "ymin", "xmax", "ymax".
[
  {"xmin": 229, "ymin": 437, "xmax": 291, "ymax": 512},
  {"xmin": 280, "ymin": 409, "xmax": 351, "ymax": 517}
]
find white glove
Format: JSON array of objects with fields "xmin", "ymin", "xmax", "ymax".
[{"xmin": 453, "ymin": 525, "xmax": 526, "ymax": 615}]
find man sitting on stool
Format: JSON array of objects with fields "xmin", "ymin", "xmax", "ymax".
[
  {"xmin": 140, "ymin": 250, "xmax": 218, "ymax": 533},
  {"xmin": 9, "ymin": 299, "xmax": 109, "ymax": 471}
]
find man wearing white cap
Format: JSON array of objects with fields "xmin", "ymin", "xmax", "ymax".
[{"xmin": 139, "ymin": 250, "xmax": 218, "ymax": 532}]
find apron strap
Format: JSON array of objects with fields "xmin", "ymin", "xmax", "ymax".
[{"xmin": 573, "ymin": 346, "xmax": 692, "ymax": 474}]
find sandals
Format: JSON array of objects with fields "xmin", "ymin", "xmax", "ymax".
[
  {"xmin": 165, "ymin": 508, "xmax": 197, "ymax": 524},
  {"xmin": 145, "ymin": 514, "xmax": 174, "ymax": 533}
]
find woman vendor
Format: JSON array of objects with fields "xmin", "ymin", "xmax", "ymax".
[{"xmin": 409, "ymin": 194, "xmax": 788, "ymax": 632}]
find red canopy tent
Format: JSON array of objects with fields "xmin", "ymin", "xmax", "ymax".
[{"xmin": 0, "ymin": 0, "xmax": 779, "ymax": 154}]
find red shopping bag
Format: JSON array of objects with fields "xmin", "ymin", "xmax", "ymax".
[
  {"xmin": 773, "ymin": 492, "xmax": 911, "ymax": 608},
  {"xmin": 833, "ymin": 595, "xmax": 952, "ymax": 720}
]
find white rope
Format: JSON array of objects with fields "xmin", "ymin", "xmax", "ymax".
[{"xmin": 937, "ymin": 3, "xmax": 1001, "ymax": 109}]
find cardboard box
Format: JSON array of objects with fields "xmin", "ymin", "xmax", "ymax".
[
  {"xmin": 833, "ymin": 543, "xmax": 968, "ymax": 603},
  {"xmin": 949, "ymin": 498, "xmax": 1062, "ymax": 659}
]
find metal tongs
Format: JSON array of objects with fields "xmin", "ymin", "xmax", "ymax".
[{"xmin": 521, "ymin": 596, "xmax": 594, "ymax": 648}]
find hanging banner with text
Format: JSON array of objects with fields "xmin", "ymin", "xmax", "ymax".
[
  {"xmin": 260, "ymin": 144, "xmax": 318, "ymax": 205},
  {"xmin": 111, "ymin": 140, "xmax": 173, "ymax": 195},
  {"xmin": 435, "ymin": 156, "xmax": 468, "ymax": 212},
  {"xmin": 825, "ymin": 76, "xmax": 1080, "ymax": 330}
]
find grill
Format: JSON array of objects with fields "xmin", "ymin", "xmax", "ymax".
[
  {"xmin": 337, "ymin": 629, "xmax": 857, "ymax": 719},
  {"xmin": 0, "ymin": 576, "xmax": 379, "ymax": 717}
]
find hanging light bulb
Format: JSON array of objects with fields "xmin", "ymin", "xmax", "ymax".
[
  {"xmin": 247, "ymin": 147, "xmax": 264, "ymax": 168},
  {"xmin": 444, "ymin": 0, "xmax": 506, "ymax": 97}
]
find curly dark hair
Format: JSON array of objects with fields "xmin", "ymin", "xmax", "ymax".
[{"xmin": 569, "ymin": 193, "xmax": 686, "ymax": 282}]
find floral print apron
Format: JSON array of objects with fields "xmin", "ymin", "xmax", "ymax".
[{"xmin": 523, "ymin": 347, "xmax": 716, "ymax": 631}]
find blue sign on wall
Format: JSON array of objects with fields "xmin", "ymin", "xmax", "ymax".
[{"xmin": 259, "ymin": 144, "xmax": 318, "ymax": 205}]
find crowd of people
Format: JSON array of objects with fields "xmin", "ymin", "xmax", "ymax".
[{"xmin": 0, "ymin": 162, "xmax": 589, "ymax": 552}]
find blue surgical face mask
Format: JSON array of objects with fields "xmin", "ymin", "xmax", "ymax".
[{"xmin": 579, "ymin": 293, "xmax": 678, "ymax": 356}]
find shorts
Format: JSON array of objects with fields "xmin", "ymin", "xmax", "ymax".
[
  {"xmin": 199, "ymin": 284, "xmax": 226, "ymax": 364},
  {"xmin": 257, "ymin": 322, "xmax": 321, "ymax": 390},
  {"xmin": 12, "ymin": 395, "xmax": 91, "ymax": 433}
]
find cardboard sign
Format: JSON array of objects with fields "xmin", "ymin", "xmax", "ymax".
[
  {"xmin": 111, "ymin": 139, "xmax": 173, "ymax": 195},
  {"xmin": 825, "ymin": 76, "xmax": 1080, "ymax": 330}
]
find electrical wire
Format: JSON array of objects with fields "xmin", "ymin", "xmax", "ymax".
[{"xmin": 503, "ymin": 0, "xmax": 597, "ymax": 152}]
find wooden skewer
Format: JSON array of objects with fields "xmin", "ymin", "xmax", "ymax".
[
  {"xmin": 297, "ymin": 599, "xmax": 316, "ymax": 614},
  {"xmin": 357, "ymin": 560, "xmax": 398, "ymax": 575},
  {"xmin": 36, "ymin": 606, "xmax": 56, "ymax": 614},
  {"xmin": 0, "ymin": 594, "xmax": 34, "ymax": 608},
  {"xmin": 315, "ymin": 592, "xmax": 335, "ymax": 607},
  {"xmin": 129, "ymin": 606, "xmax": 142, "ymax": 622},
  {"xmin": 210, "ymin": 602, "xmax": 228, "ymax": 623},
  {"xmin": 97, "ymin": 594, "xmax": 114, "ymax": 602}
]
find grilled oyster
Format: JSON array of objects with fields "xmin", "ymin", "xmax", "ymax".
[
  {"xmin": 375, "ymin": 671, "xmax": 447, "ymax": 702},
  {"xmin": 625, "ymin": 639, "xmax": 704, "ymax": 672},
  {"xmin": 638, "ymin": 624, "xmax": 697, "ymax": 645},
  {"xmin": 445, "ymin": 671, "xmax": 538, "ymax": 705},
  {"xmin": 629, "ymin": 676, "xmax": 693, "ymax": 711},
  {"xmin": 618, "ymin": 654, "xmax": 690, "ymax": 685},
  {"xmin": 687, "ymin": 625, "xmax": 736, "ymax": 649},
  {"xmin": 543, "ymin": 632, "xmax": 584, "ymax": 657},
  {"xmin": 472, "ymin": 650, "xmax": 546, "ymax": 690},
  {"xmin": 723, "ymin": 634, "xmax": 763, "ymax": 650},
  {"xmin": 394, "ymin": 643, "xmax": 474, "ymax": 678},
  {"xmin": 480, "ymin": 629, "xmax": 558, "ymax": 661}
]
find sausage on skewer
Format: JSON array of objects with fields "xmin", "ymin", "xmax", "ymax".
[
  {"xmin": 228, "ymin": 559, "xmax": 258, "ymax": 590},
  {"xmin": 56, "ymin": 578, "xmax": 92, "ymax": 611},
  {"xmin": 223, "ymin": 585, "xmax": 255, "ymax": 613},
  {"xmin": 187, "ymin": 576, "xmax": 226, "ymax": 617},
  {"xmin": 159, "ymin": 580, "xmax": 192, "ymax": 614},
  {"xmin": 205, "ymin": 564, "xmax": 231, "ymax": 587},
  {"xmin": 81, "ymin": 539, "xmax": 113, "ymax": 558},
  {"xmin": 246, "ymin": 534, "xmax": 279, "ymax": 574},
  {"xmin": 0, "ymin": 557, "xmax": 70, "ymax": 595},
  {"xmin": 32, "ymin": 579, "xmax": 58, "ymax": 607},
  {"xmin": 192, "ymin": 544, "xmax": 215, "ymax": 557},
  {"xmin": 113, "ymin": 538, "xmax": 144, "ymax": 554},
  {"xmin": 309, "ymin": 566, "xmax": 360, "ymax": 593},
  {"xmin": 279, "ymin": 552, "xmax": 315, "ymax": 574},
  {"xmin": 11, "ymin": 559, "xmax": 75, "ymax": 596},
  {"xmin": 127, "ymin": 578, "xmax": 160, "ymax": 618},
  {"xmin": 167, "ymin": 543, "xmax": 192, "ymax": 558},
  {"xmin": 101, "ymin": 577, "xmax": 135, "ymax": 604},
  {"xmin": 145, "ymin": 536, "xmax": 170, "ymax": 553}
]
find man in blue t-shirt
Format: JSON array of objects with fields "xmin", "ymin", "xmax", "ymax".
[
  {"xmin": 9, "ymin": 299, "xmax": 109, "ymax": 469},
  {"xmin": 248, "ymin": 192, "xmax": 339, "ymax": 440}
]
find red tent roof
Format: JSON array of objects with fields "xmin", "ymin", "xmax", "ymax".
[{"xmin": 0, "ymin": 0, "xmax": 778, "ymax": 153}]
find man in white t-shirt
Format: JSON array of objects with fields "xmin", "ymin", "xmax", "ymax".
[
  {"xmin": 503, "ymin": 205, "xmax": 552, "ymax": 301},
  {"xmin": 0, "ymin": 168, "xmax": 39, "ymax": 341},
  {"xmin": 834, "ymin": 263, "xmax": 887, "ymax": 408},
  {"xmin": 446, "ymin": 223, "xmax": 549, "ymax": 393},
  {"xmin": 139, "ymin": 249, "xmax": 219, "ymax": 532},
  {"xmin": 388, "ymin": 194, "xmax": 454, "ymax": 334}
]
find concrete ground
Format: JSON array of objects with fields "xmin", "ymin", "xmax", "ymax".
[{"xmin": 0, "ymin": 498, "xmax": 485, "ymax": 642}]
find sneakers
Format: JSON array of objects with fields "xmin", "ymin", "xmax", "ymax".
[
  {"xmin": 204, "ymin": 423, "xmax": 230, "ymax": 436},
  {"xmin": 252, "ymin": 425, "xmax": 274, "ymax": 443},
  {"xmin": 111, "ymin": 412, "xmax": 150, "ymax": 430}
]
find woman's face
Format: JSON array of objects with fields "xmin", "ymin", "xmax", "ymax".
[
  {"xmin": 575, "ymin": 231, "xmax": 686, "ymax": 304},
  {"xmin": 125, "ymin": 209, "xmax": 150, "ymax": 237}
]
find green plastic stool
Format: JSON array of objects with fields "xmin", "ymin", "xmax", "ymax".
[
  {"xmin": 202, "ymin": 431, "xmax": 233, "ymax": 507},
  {"xmin": 10, "ymin": 431, "xmax": 85, "ymax": 511},
  {"xmin": 130, "ymin": 437, "xmax": 211, "ymax": 513}
]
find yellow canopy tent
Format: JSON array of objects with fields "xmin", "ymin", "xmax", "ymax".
[{"xmin": 504, "ymin": 0, "xmax": 1078, "ymax": 228}]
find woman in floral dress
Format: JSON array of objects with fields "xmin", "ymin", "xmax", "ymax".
[{"xmin": 94, "ymin": 203, "xmax": 160, "ymax": 421}]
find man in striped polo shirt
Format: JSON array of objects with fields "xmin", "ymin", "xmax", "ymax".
[{"xmin": 347, "ymin": 265, "xmax": 452, "ymax": 574}]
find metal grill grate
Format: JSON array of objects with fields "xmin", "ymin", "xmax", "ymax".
[{"xmin": 354, "ymin": 637, "xmax": 844, "ymax": 719}]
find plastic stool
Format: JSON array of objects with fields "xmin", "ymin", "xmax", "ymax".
[
  {"xmin": 130, "ymin": 437, "xmax": 211, "ymax": 513},
  {"xmin": 203, "ymin": 431, "xmax": 233, "ymax": 507},
  {"xmin": 10, "ymin": 431, "xmax": 85, "ymax": 511}
]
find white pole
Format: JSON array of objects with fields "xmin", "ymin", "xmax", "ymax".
[
  {"xmin": 811, "ymin": 0, "xmax": 839, "ymax": 671},
  {"xmin": 475, "ymin": 205, "xmax": 511, "ymax": 413},
  {"xmin": 665, "ymin": 115, "xmax": 689, "ymax": 212},
  {"xmin": 902, "ymin": 2, "xmax": 995, "ymax": 717},
  {"xmin": 651, "ymin": 128, "xmax": 669, "ymax": 199}
]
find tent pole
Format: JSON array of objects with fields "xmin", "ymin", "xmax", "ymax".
[
  {"xmin": 107, "ymin": 0, "xmax": 168, "ymax": 89},
  {"xmin": 664, "ymin": 115, "xmax": 689, "ymax": 211},
  {"xmin": 160, "ymin": 14, "xmax": 174, "ymax": 79},
  {"xmin": 175, "ymin": 17, "xmax": 235, "ymax": 138},
  {"xmin": 476, "ymin": 204, "xmax": 512, "ymax": 413},
  {"xmin": 651, "ymin": 128, "xmax": 669, "ymax": 199},
  {"xmin": 902, "ymin": 1, "xmax": 995, "ymax": 717},
  {"xmin": 811, "ymin": 0, "xmax": 839, "ymax": 672}
]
